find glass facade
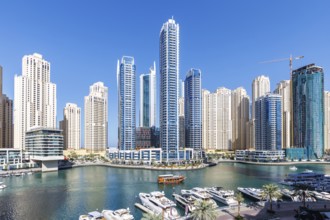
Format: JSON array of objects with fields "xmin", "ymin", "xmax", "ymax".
[
  {"xmin": 139, "ymin": 63, "xmax": 156, "ymax": 128},
  {"xmin": 292, "ymin": 64, "xmax": 324, "ymax": 160},
  {"xmin": 185, "ymin": 69, "xmax": 202, "ymax": 151},
  {"xmin": 255, "ymin": 93, "xmax": 282, "ymax": 151},
  {"xmin": 142, "ymin": 75, "xmax": 150, "ymax": 127},
  {"xmin": 118, "ymin": 56, "xmax": 136, "ymax": 150},
  {"xmin": 25, "ymin": 128, "xmax": 63, "ymax": 158},
  {"xmin": 159, "ymin": 19, "xmax": 180, "ymax": 161}
]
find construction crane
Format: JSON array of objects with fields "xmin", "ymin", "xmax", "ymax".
[
  {"xmin": 260, "ymin": 55, "xmax": 304, "ymax": 76},
  {"xmin": 260, "ymin": 55, "xmax": 304, "ymax": 148}
]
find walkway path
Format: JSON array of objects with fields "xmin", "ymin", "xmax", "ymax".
[{"xmin": 216, "ymin": 201, "xmax": 330, "ymax": 220}]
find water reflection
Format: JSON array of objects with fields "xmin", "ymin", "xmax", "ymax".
[{"xmin": 0, "ymin": 163, "xmax": 329, "ymax": 219}]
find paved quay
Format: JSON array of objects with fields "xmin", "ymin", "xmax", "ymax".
[
  {"xmin": 217, "ymin": 201, "xmax": 330, "ymax": 220},
  {"xmin": 72, "ymin": 162, "xmax": 207, "ymax": 170},
  {"xmin": 216, "ymin": 159, "xmax": 330, "ymax": 166}
]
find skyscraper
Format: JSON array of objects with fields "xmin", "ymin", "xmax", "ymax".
[
  {"xmin": 179, "ymin": 79, "xmax": 184, "ymax": 98},
  {"xmin": 185, "ymin": 68, "xmax": 202, "ymax": 151},
  {"xmin": 255, "ymin": 93, "xmax": 282, "ymax": 151},
  {"xmin": 202, "ymin": 87, "xmax": 232, "ymax": 150},
  {"xmin": 178, "ymin": 97, "xmax": 185, "ymax": 149},
  {"xmin": 231, "ymin": 87, "xmax": 250, "ymax": 150},
  {"xmin": 159, "ymin": 18, "xmax": 179, "ymax": 160},
  {"xmin": 117, "ymin": 56, "xmax": 136, "ymax": 150},
  {"xmin": 292, "ymin": 64, "xmax": 324, "ymax": 160},
  {"xmin": 140, "ymin": 62, "xmax": 156, "ymax": 127},
  {"xmin": 84, "ymin": 82, "xmax": 108, "ymax": 152},
  {"xmin": 251, "ymin": 75, "xmax": 270, "ymax": 148},
  {"xmin": 14, "ymin": 53, "xmax": 56, "ymax": 150},
  {"xmin": 274, "ymin": 80, "xmax": 291, "ymax": 149},
  {"xmin": 252, "ymin": 75, "xmax": 271, "ymax": 119},
  {"xmin": 202, "ymin": 89, "xmax": 211, "ymax": 150},
  {"xmin": 60, "ymin": 103, "xmax": 81, "ymax": 150},
  {"xmin": 325, "ymin": 91, "xmax": 330, "ymax": 152},
  {"xmin": 0, "ymin": 66, "xmax": 13, "ymax": 148}
]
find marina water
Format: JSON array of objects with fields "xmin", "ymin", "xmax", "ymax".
[{"xmin": 1, "ymin": 163, "xmax": 330, "ymax": 220}]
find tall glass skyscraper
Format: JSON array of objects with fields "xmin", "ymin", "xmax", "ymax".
[
  {"xmin": 255, "ymin": 93, "xmax": 282, "ymax": 151},
  {"xmin": 185, "ymin": 69, "xmax": 202, "ymax": 151},
  {"xmin": 159, "ymin": 18, "xmax": 179, "ymax": 161},
  {"xmin": 117, "ymin": 56, "xmax": 136, "ymax": 150},
  {"xmin": 139, "ymin": 62, "xmax": 156, "ymax": 127},
  {"xmin": 292, "ymin": 64, "xmax": 324, "ymax": 160}
]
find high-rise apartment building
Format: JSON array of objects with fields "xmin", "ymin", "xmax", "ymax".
[
  {"xmin": 325, "ymin": 91, "xmax": 330, "ymax": 152},
  {"xmin": 140, "ymin": 62, "xmax": 156, "ymax": 128},
  {"xmin": 14, "ymin": 53, "xmax": 56, "ymax": 150},
  {"xmin": 251, "ymin": 75, "xmax": 270, "ymax": 148},
  {"xmin": 185, "ymin": 68, "xmax": 202, "ymax": 151},
  {"xmin": 274, "ymin": 80, "xmax": 291, "ymax": 149},
  {"xmin": 292, "ymin": 64, "xmax": 324, "ymax": 160},
  {"xmin": 117, "ymin": 56, "xmax": 136, "ymax": 150},
  {"xmin": 0, "ymin": 66, "xmax": 13, "ymax": 148},
  {"xmin": 84, "ymin": 82, "xmax": 108, "ymax": 152},
  {"xmin": 178, "ymin": 97, "xmax": 185, "ymax": 149},
  {"xmin": 231, "ymin": 87, "xmax": 250, "ymax": 150},
  {"xmin": 202, "ymin": 87, "xmax": 232, "ymax": 150},
  {"xmin": 179, "ymin": 79, "xmax": 184, "ymax": 98},
  {"xmin": 255, "ymin": 93, "xmax": 282, "ymax": 151},
  {"xmin": 60, "ymin": 103, "xmax": 81, "ymax": 150},
  {"xmin": 252, "ymin": 75, "xmax": 271, "ymax": 119},
  {"xmin": 159, "ymin": 18, "xmax": 179, "ymax": 160}
]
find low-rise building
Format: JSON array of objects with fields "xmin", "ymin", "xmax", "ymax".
[
  {"xmin": 0, "ymin": 148, "xmax": 21, "ymax": 169},
  {"xmin": 108, "ymin": 148, "xmax": 195, "ymax": 164},
  {"xmin": 236, "ymin": 150, "xmax": 285, "ymax": 162},
  {"xmin": 25, "ymin": 127, "xmax": 64, "ymax": 172}
]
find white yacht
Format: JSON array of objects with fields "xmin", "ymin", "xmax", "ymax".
[
  {"xmin": 237, "ymin": 187, "xmax": 263, "ymax": 200},
  {"xmin": 205, "ymin": 187, "xmax": 238, "ymax": 206},
  {"xmin": 181, "ymin": 187, "xmax": 218, "ymax": 208},
  {"xmin": 79, "ymin": 211, "xmax": 103, "ymax": 220},
  {"xmin": 0, "ymin": 182, "xmax": 7, "ymax": 189},
  {"xmin": 172, "ymin": 193, "xmax": 197, "ymax": 213},
  {"xmin": 281, "ymin": 170, "xmax": 330, "ymax": 192},
  {"xmin": 289, "ymin": 166, "xmax": 298, "ymax": 171},
  {"xmin": 312, "ymin": 191, "xmax": 330, "ymax": 201},
  {"xmin": 281, "ymin": 189, "xmax": 295, "ymax": 201},
  {"xmin": 139, "ymin": 191, "xmax": 181, "ymax": 220},
  {"xmin": 102, "ymin": 208, "xmax": 134, "ymax": 220}
]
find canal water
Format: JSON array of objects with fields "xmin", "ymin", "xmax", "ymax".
[{"xmin": 0, "ymin": 163, "xmax": 329, "ymax": 220}]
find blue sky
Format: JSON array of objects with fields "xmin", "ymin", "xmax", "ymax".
[{"xmin": 0, "ymin": 0, "xmax": 329, "ymax": 147}]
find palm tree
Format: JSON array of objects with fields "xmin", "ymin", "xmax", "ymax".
[
  {"xmin": 141, "ymin": 212, "xmax": 162, "ymax": 220},
  {"xmin": 235, "ymin": 192, "xmax": 244, "ymax": 217},
  {"xmin": 261, "ymin": 184, "xmax": 282, "ymax": 212},
  {"xmin": 293, "ymin": 184, "xmax": 313, "ymax": 208},
  {"xmin": 190, "ymin": 200, "xmax": 218, "ymax": 220}
]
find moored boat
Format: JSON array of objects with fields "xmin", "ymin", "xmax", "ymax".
[
  {"xmin": 172, "ymin": 193, "xmax": 197, "ymax": 213},
  {"xmin": 237, "ymin": 187, "xmax": 263, "ymax": 200},
  {"xmin": 182, "ymin": 187, "xmax": 218, "ymax": 208},
  {"xmin": 158, "ymin": 174, "xmax": 185, "ymax": 184},
  {"xmin": 205, "ymin": 187, "xmax": 238, "ymax": 206},
  {"xmin": 0, "ymin": 182, "xmax": 7, "ymax": 189},
  {"xmin": 311, "ymin": 191, "xmax": 330, "ymax": 201},
  {"xmin": 139, "ymin": 191, "xmax": 181, "ymax": 220},
  {"xmin": 289, "ymin": 166, "xmax": 297, "ymax": 171},
  {"xmin": 102, "ymin": 208, "xmax": 134, "ymax": 220},
  {"xmin": 79, "ymin": 211, "xmax": 103, "ymax": 220}
]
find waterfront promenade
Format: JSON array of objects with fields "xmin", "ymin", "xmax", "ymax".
[
  {"xmin": 72, "ymin": 161, "xmax": 208, "ymax": 170},
  {"xmin": 216, "ymin": 159, "xmax": 330, "ymax": 166},
  {"xmin": 217, "ymin": 201, "xmax": 330, "ymax": 220}
]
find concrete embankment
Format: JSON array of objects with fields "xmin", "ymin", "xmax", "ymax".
[
  {"xmin": 72, "ymin": 162, "xmax": 207, "ymax": 171},
  {"xmin": 216, "ymin": 159, "xmax": 330, "ymax": 166}
]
